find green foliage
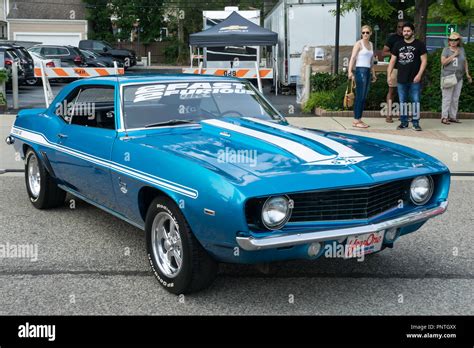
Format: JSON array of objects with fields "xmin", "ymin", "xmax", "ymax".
[
  {"xmin": 366, "ymin": 73, "xmax": 388, "ymax": 110},
  {"xmin": 306, "ymin": 73, "xmax": 388, "ymax": 112},
  {"xmin": 310, "ymin": 72, "xmax": 347, "ymax": 92},
  {"xmin": 0, "ymin": 68, "xmax": 9, "ymax": 83},
  {"xmin": 422, "ymin": 43, "xmax": 474, "ymax": 113},
  {"xmin": 429, "ymin": 0, "xmax": 474, "ymax": 25},
  {"xmin": 303, "ymin": 91, "xmax": 337, "ymax": 113},
  {"xmin": 83, "ymin": 0, "xmax": 164, "ymax": 44},
  {"xmin": 163, "ymin": 38, "xmax": 189, "ymax": 65},
  {"xmin": 83, "ymin": 0, "xmax": 115, "ymax": 42}
]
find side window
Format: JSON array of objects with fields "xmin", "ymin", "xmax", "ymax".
[
  {"xmin": 42, "ymin": 47, "xmax": 58, "ymax": 56},
  {"xmin": 29, "ymin": 47, "xmax": 40, "ymax": 54},
  {"xmin": 69, "ymin": 87, "xmax": 115, "ymax": 129},
  {"xmin": 57, "ymin": 48, "xmax": 69, "ymax": 56}
]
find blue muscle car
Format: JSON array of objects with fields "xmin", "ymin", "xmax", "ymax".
[{"xmin": 6, "ymin": 74, "xmax": 450, "ymax": 293}]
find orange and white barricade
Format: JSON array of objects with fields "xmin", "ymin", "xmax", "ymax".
[
  {"xmin": 34, "ymin": 67, "xmax": 125, "ymax": 78},
  {"xmin": 182, "ymin": 67, "xmax": 273, "ymax": 79}
]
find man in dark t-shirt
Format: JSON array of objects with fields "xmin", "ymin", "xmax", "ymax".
[
  {"xmin": 387, "ymin": 22, "xmax": 428, "ymax": 131},
  {"xmin": 382, "ymin": 20, "xmax": 404, "ymax": 123}
]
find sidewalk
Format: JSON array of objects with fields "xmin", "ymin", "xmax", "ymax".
[{"xmin": 288, "ymin": 117, "xmax": 474, "ymax": 144}]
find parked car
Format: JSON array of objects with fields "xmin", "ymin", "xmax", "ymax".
[
  {"xmin": 80, "ymin": 48, "xmax": 123, "ymax": 68},
  {"xmin": 8, "ymin": 44, "xmax": 35, "ymax": 84},
  {"xmin": 79, "ymin": 40, "xmax": 136, "ymax": 68},
  {"xmin": 26, "ymin": 51, "xmax": 61, "ymax": 86},
  {"xmin": 426, "ymin": 35, "xmax": 448, "ymax": 53},
  {"xmin": 28, "ymin": 45, "xmax": 86, "ymax": 67},
  {"xmin": 0, "ymin": 47, "xmax": 25, "ymax": 86},
  {"xmin": 6, "ymin": 75, "xmax": 451, "ymax": 294}
]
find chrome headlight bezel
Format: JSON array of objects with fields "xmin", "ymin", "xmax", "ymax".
[
  {"xmin": 409, "ymin": 175, "xmax": 434, "ymax": 205},
  {"xmin": 261, "ymin": 195, "xmax": 293, "ymax": 230}
]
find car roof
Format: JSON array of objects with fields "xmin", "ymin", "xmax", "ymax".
[
  {"xmin": 31, "ymin": 44, "xmax": 77, "ymax": 48},
  {"xmin": 85, "ymin": 74, "xmax": 243, "ymax": 85}
]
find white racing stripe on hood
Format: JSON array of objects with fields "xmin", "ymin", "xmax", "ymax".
[
  {"xmin": 244, "ymin": 117, "xmax": 372, "ymax": 164},
  {"xmin": 201, "ymin": 119, "xmax": 336, "ymax": 163}
]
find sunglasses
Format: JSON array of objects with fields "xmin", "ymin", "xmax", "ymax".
[
  {"xmin": 362, "ymin": 31, "xmax": 370, "ymax": 34},
  {"xmin": 448, "ymin": 38, "xmax": 460, "ymax": 41}
]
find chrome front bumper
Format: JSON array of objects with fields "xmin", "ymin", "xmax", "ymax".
[{"xmin": 236, "ymin": 201, "xmax": 448, "ymax": 251}]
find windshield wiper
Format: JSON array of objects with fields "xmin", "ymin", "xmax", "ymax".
[{"xmin": 144, "ymin": 119, "xmax": 197, "ymax": 128}]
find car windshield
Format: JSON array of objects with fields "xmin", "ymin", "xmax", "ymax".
[{"xmin": 122, "ymin": 81, "xmax": 283, "ymax": 130}]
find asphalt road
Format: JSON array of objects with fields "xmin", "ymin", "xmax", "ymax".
[{"xmin": 0, "ymin": 174, "xmax": 472, "ymax": 315}]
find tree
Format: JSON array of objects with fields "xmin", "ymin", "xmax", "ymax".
[
  {"xmin": 340, "ymin": 0, "xmax": 472, "ymax": 41},
  {"xmin": 83, "ymin": 0, "xmax": 115, "ymax": 42}
]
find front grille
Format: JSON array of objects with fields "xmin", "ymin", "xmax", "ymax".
[{"xmin": 288, "ymin": 180, "xmax": 410, "ymax": 222}]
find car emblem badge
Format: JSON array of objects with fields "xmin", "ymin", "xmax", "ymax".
[{"xmin": 118, "ymin": 178, "xmax": 128, "ymax": 194}]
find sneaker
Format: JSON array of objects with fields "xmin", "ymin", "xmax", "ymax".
[
  {"xmin": 412, "ymin": 124, "xmax": 422, "ymax": 131},
  {"xmin": 397, "ymin": 123, "xmax": 409, "ymax": 130}
]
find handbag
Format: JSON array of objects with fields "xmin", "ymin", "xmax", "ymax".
[
  {"xmin": 441, "ymin": 73, "xmax": 457, "ymax": 89},
  {"xmin": 343, "ymin": 79, "xmax": 355, "ymax": 108}
]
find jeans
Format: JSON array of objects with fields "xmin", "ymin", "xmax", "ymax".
[
  {"xmin": 354, "ymin": 67, "xmax": 371, "ymax": 120},
  {"xmin": 397, "ymin": 82, "xmax": 421, "ymax": 126}
]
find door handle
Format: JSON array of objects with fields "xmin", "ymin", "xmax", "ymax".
[{"xmin": 57, "ymin": 133, "xmax": 68, "ymax": 139}]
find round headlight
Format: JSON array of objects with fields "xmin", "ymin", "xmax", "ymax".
[
  {"xmin": 261, "ymin": 196, "xmax": 292, "ymax": 230},
  {"xmin": 410, "ymin": 176, "xmax": 434, "ymax": 205}
]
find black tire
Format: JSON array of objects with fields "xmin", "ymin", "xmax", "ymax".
[
  {"xmin": 145, "ymin": 196, "xmax": 217, "ymax": 294},
  {"xmin": 25, "ymin": 148, "xmax": 66, "ymax": 209}
]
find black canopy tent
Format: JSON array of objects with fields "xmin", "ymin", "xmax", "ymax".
[
  {"xmin": 189, "ymin": 11, "xmax": 277, "ymax": 47},
  {"xmin": 188, "ymin": 11, "xmax": 279, "ymax": 93}
]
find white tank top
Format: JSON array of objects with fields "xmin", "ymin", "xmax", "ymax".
[{"xmin": 355, "ymin": 41, "xmax": 373, "ymax": 68}]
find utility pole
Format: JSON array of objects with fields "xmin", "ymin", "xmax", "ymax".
[{"xmin": 334, "ymin": 0, "xmax": 341, "ymax": 74}]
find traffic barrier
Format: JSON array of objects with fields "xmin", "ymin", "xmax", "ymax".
[
  {"xmin": 182, "ymin": 68, "xmax": 273, "ymax": 79},
  {"xmin": 34, "ymin": 67, "xmax": 125, "ymax": 78}
]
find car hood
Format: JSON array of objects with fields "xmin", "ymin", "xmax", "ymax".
[{"xmin": 127, "ymin": 117, "xmax": 448, "ymax": 195}]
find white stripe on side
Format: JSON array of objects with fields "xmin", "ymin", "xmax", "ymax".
[
  {"xmin": 202, "ymin": 119, "xmax": 335, "ymax": 163},
  {"xmin": 11, "ymin": 127, "xmax": 199, "ymax": 199}
]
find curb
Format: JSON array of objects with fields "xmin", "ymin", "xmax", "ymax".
[{"xmin": 313, "ymin": 109, "xmax": 474, "ymax": 119}]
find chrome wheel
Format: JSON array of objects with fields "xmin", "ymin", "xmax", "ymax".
[
  {"xmin": 151, "ymin": 212, "xmax": 183, "ymax": 278},
  {"xmin": 27, "ymin": 153, "xmax": 41, "ymax": 198}
]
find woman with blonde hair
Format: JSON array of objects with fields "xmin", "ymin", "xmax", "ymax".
[
  {"xmin": 440, "ymin": 32, "xmax": 472, "ymax": 124},
  {"xmin": 348, "ymin": 25, "xmax": 377, "ymax": 128}
]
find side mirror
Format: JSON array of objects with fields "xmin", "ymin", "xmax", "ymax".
[{"xmin": 103, "ymin": 47, "xmax": 108, "ymax": 52}]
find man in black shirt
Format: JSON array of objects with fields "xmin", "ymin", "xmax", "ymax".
[
  {"xmin": 387, "ymin": 22, "xmax": 428, "ymax": 131},
  {"xmin": 382, "ymin": 20, "xmax": 404, "ymax": 123}
]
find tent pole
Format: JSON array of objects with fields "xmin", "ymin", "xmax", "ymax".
[
  {"xmin": 189, "ymin": 45, "xmax": 193, "ymax": 68},
  {"xmin": 275, "ymin": 44, "xmax": 278, "ymax": 96},
  {"xmin": 255, "ymin": 61, "xmax": 263, "ymax": 93}
]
